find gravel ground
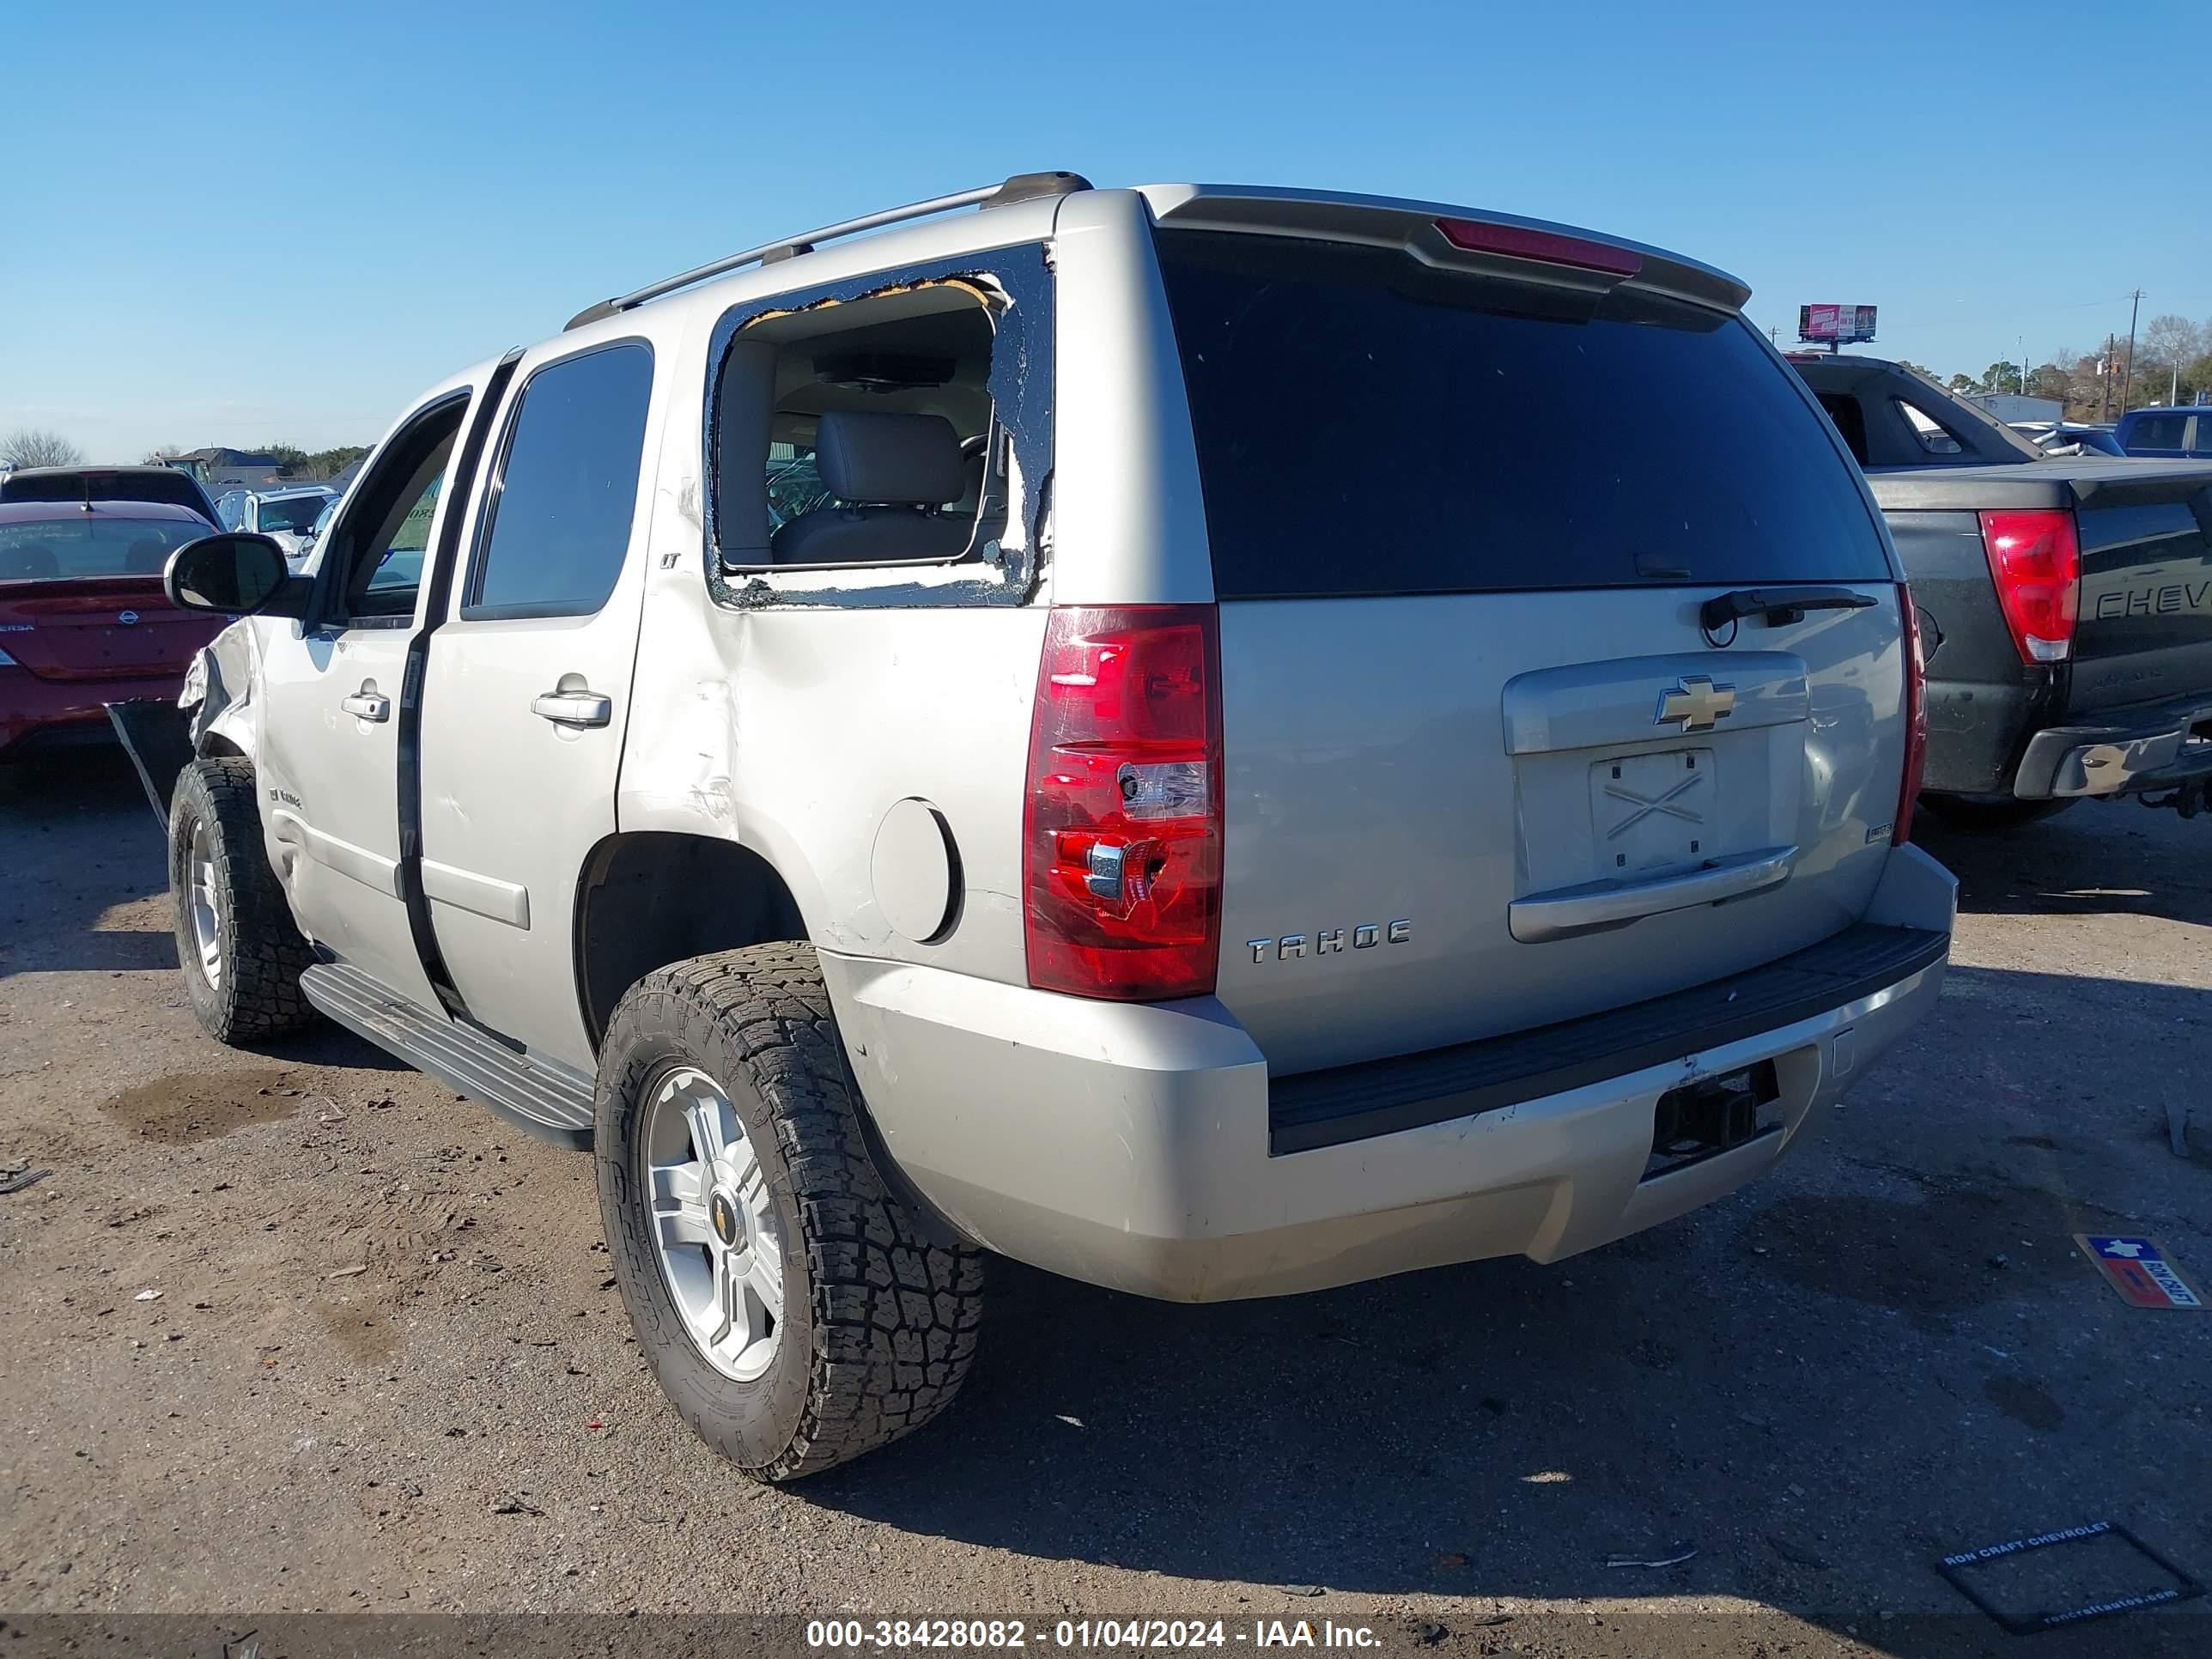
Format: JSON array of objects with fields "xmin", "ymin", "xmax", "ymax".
[{"xmin": 2, "ymin": 747, "xmax": 2208, "ymax": 1658}]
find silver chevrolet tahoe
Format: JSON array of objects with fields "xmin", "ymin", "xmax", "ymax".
[{"xmin": 143, "ymin": 173, "xmax": 1954, "ymax": 1481}]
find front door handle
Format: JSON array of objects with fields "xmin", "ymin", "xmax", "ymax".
[
  {"xmin": 532, "ymin": 689, "xmax": 612, "ymax": 728},
  {"xmin": 340, "ymin": 684, "xmax": 391, "ymax": 722}
]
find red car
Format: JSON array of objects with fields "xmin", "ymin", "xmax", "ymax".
[{"xmin": 0, "ymin": 500, "xmax": 228, "ymax": 759}]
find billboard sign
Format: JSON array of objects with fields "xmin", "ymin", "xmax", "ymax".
[{"xmin": 1799, "ymin": 303, "xmax": 1878, "ymax": 344}]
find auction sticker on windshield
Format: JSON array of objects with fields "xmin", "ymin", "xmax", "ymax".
[{"xmin": 2074, "ymin": 1236, "xmax": 2205, "ymax": 1310}]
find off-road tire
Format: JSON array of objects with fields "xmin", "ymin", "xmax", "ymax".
[
  {"xmin": 595, "ymin": 941, "xmax": 986, "ymax": 1481},
  {"xmin": 1918, "ymin": 793, "xmax": 2077, "ymax": 831},
  {"xmin": 168, "ymin": 757, "xmax": 319, "ymax": 1042}
]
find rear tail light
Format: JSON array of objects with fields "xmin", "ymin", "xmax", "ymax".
[
  {"xmin": 1978, "ymin": 508, "xmax": 2080, "ymax": 664},
  {"xmin": 1894, "ymin": 586, "xmax": 1928, "ymax": 847},
  {"xmin": 1024, "ymin": 605, "xmax": 1223, "ymax": 1000},
  {"xmin": 1435, "ymin": 217, "xmax": 1644, "ymax": 277}
]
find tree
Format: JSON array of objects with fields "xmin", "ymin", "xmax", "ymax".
[
  {"xmin": 1978, "ymin": 361, "xmax": 2024, "ymax": 395},
  {"xmin": 1947, "ymin": 373, "xmax": 1978, "ymax": 395},
  {"xmin": 1895, "ymin": 359, "xmax": 1936, "ymax": 379},
  {"xmin": 301, "ymin": 445, "xmax": 368, "ymax": 477},
  {"xmin": 1, "ymin": 428, "xmax": 83, "ymax": 469},
  {"xmin": 2142, "ymin": 315, "xmax": 2203, "ymax": 404},
  {"xmin": 2027, "ymin": 363, "xmax": 2071, "ymax": 403}
]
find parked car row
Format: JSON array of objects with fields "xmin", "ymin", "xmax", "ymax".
[
  {"xmin": 10, "ymin": 174, "xmax": 2206, "ymax": 1492},
  {"xmin": 214, "ymin": 483, "xmax": 339, "ymax": 563}
]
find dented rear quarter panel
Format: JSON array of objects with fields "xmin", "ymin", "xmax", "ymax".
[{"xmin": 613, "ymin": 294, "xmax": 1050, "ymax": 989}]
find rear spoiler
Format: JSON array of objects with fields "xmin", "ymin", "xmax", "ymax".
[{"xmin": 1139, "ymin": 184, "xmax": 1752, "ymax": 313}]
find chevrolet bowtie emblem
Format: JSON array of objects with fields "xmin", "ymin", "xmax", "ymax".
[{"xmin": 1655, "ymin": 675, "xmax": 1736, "ymax": 732}]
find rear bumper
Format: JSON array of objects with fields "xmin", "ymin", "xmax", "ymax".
[
  {"xmin": 0, "ymin": 669, "xmax": 188, "ymax": 758},
  {"xmin": 827, "ymin": 844, "xmax": 1955, "ymax": 1303},
  {"xmin": 2010, "ymin": 693, "xmax": 2212, "ymax": 799},
  {"xmin": 1919, "ymin": 675, "xmax": 2045, "ymax": 796}
]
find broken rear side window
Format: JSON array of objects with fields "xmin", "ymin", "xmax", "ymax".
[{"xmin": 715, "ymin": 281, "xmax": 1004, "ymax": 570}]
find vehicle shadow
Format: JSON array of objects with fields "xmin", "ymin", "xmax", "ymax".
[
  {"xmin": 0, "ymin": 744, "xmax": 407, "ymax": 1073},
  {"xmin": 0, "ymin": 744, "xmax": 179, "ymax": 978},
  {"xmin": 1916, "ymin": 800, "xmax": 2212, "ymax": 926},
  {"xmin": 795, "ymin": 961, "xmax": 2211, "ymax": 1656}
]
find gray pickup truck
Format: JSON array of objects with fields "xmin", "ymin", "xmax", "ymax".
[
  {"xmin": 1790, "ymin": 355, "xmax": 2212, "ymax": 827},
  {"xmin": 125, "ymin": 176, "xmax": 1953, "ymax": 1480}
]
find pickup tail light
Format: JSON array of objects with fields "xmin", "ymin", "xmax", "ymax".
[
  {"xmin": 1894, "ymin": 586, "xmax": 1928, "ymax": 847},
  {"xmin": 1024, "ymin": 605, "xmax": 1223, "ymax": 1000},
  {"xmin": 1978, "ymin": 508, "xmax": 2080, "ymax": 664}
]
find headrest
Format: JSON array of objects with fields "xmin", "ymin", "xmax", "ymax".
[{"xmin": 815, "ymin": 410, "xmax": 963, "ymax": 506}]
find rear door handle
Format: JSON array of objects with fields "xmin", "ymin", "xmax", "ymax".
[
  {"xmin": 532, "ymin": 690, "xmax": 612, "ymax": 728},
  {"xmin": 340, "ymin": 689, "xmax": 391, "ymax": 722},
  {"xmin": 1508, "ymin": 845, "xmax": 1798, "ymax": 944}
]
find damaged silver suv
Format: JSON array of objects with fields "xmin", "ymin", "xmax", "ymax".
[{"xmin": 136, "ymin": 173, "xmax": 1954, "ymax": 1480}]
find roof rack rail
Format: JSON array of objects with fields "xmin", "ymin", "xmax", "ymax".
[{"xmin": 563, "ymin": 170, "xmax": 1091, "ymax": 331}]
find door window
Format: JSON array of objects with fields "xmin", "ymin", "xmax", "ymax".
[
  {"xmin": 313, "ymin": 396, "xmax": 468, "ymax": 624},
  {"xmin": 346, "ymin": 441, "xmax": 452, "ymax": 617},
  {"xmin": 465, "ymin": 342, "xmax": 654, "ymax": 619}
]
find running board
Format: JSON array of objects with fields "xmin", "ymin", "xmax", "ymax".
[{"xmin": 299, "ymin": 962, "xmax": 595, "ymax": 1150}]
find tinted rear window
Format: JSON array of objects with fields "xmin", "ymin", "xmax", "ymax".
[
  {"xmin": 2, "ymin": 471, "xmax": 211, "ymax": 520},
  {"xmin": 1154, "ymin": 231, "xmax": 1889, "ymax": 599},
  {"xmin": 2124, "ymin": 413, "xmax": 2188, "ymax": 450}
]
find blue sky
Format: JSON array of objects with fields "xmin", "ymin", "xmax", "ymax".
[{"xmin": 4, "ymin": 0, "xmax": 2207, "ymax": 460}]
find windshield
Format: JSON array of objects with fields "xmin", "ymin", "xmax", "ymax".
[
  {"xmin": 0, "ymin": 515, "xmax": 204, "ymax": 582},
  {"xmin": 257, "ymin": 495, "xmax": 331, "ymax": 533}
]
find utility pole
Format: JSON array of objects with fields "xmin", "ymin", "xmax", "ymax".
[
  {"xmin": 2119, "ymin": 289, "xmax": 2144, "ymax": 414},
  {"xmin": 2019, "ymin": 336, "xmax": 2027, "ymax": 396},
  {"xmin": 2101, "ymin": 333, "xmax": 2116, "ymax": 422}
]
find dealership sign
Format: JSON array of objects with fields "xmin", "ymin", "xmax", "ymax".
[{"xmin": 1799, "ymin": 303, "xmax": 1878, "ymax": 343}]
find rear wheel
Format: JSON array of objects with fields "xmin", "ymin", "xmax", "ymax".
[
  {"xmin": 1918, "ymin": 793, "xmax": 2077, "ymax": 831},
  {"xmin": 594, "ymin": 942, "xmax": 985, "ymax": 1481},
  {"xmin": 168, "ymin": 757, "xmax": 319, "ymax": 1042}
]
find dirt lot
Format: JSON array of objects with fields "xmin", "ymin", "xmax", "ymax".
[{"xmin": 3, "ymin": 748, "xmax": 2209, "ymax": 1657}]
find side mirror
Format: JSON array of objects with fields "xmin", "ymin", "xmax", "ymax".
[{"xmin": 164, "ymin": 533, "xmax": 296, "ymax": 617}]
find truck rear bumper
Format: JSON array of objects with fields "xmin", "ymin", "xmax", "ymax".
[
  {"xmin": 2011, "ymin": 696, "xmax": 2212, "ymax": 799},
  {"xmin": 826, "ymin": 845, "xmax": 1954, "ymax": 1304}
]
